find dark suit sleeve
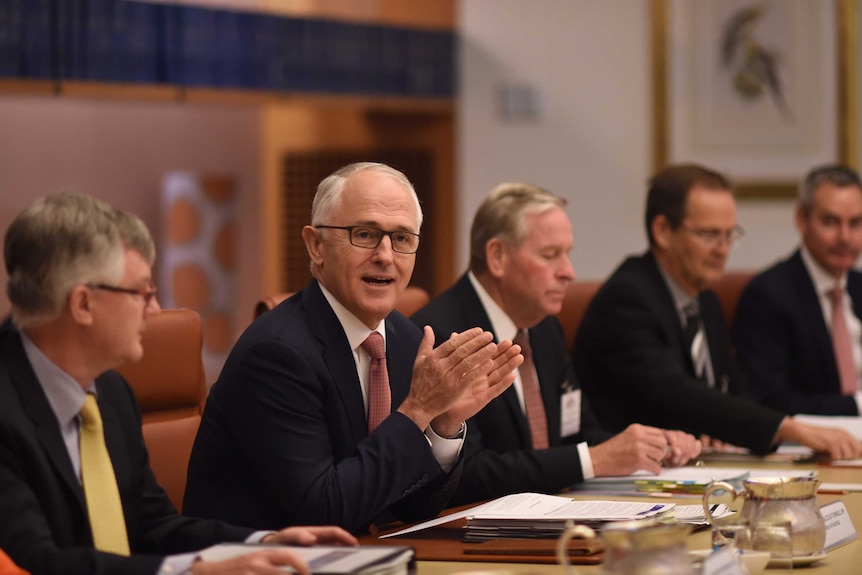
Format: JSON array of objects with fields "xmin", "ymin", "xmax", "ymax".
[
  {"xmin": 734, "ymin": 279, "xmax": 858, "ymax": 416},
  {"xmin": 0, "ymin": 426, "xmax": 163, "ymax": 575},
  {"xmin": 208, "ymin": 338, "xmax": 453, "ymax": 533},
  {"xmin": 415, "ymin": 294, "xmax": 603, "ymax": 505},
  {"xmin": 574, "ymin": 280, "xmax": 784, "ymax": 454},
  {"xmin": 105, "ymin": 379, "xmax": 254, "ymax": 555}
]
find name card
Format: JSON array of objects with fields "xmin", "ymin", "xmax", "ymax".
[
  {"xmin": 821, "ymin": 500, "xmax": 858, "ymax": 551},
  {"xmin": 701, "ymin": 547, "xmax": 746, "ymax": 575}
]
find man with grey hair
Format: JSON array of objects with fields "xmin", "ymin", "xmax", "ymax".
[
  {"xmin": 735, "ymin": 164, "xmax": 862, "ymax": 415},
  {"xmin": 412, "ymin": 183, "xmax": 701, "ymax": 504},
  {"xmin": 0, "ymin": 192, "xmax": 357, "ymax": 575},
  {"xmin": 184, "ymin": 162, "xmax": 522, "ymax": 533}
]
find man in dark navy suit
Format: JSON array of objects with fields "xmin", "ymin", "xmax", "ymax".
[
  {"xmin": 573, "ymin": 164, "xmax": 862, "ymax": 459},
  {"xmin": 0, "ymin": 192, "xmax": 356, "ymax": 575},
  {"xmin": 735, "ymin": 165, "xmax": 862, "ymax": 415},
  {"xmin": 413, "ymin": 182, "xmax": 701, "ymax": 505},
  {"xmin": 184, "ymin": 163, "xmax": 522, "ymax": 534}
]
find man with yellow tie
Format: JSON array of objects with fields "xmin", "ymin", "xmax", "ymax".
[{"xmin": 0, "ymin": 193, "xmax": 356, "ymax": 575}]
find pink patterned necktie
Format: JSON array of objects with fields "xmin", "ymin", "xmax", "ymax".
[
  {"xmin": 362, "ymin": 332, "xmax": 391, "ymax": 432},
  {"xmin": 513, "ymin": 329, "xmax": 550, "ymax": 449},
  {"xmin": 829, "ymin": 287, "xmax": 858, "ymax": 396}
]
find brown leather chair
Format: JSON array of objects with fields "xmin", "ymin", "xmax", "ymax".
[
  {"xmin": 0, "ymin": 548, "xmax": 29, "ymax": 575},
  {"xmin": 712, "ymin": 271, "xmax": 754, "ymax": 329},
  {"xmin": 253, "ymin": 286, "xmax": 431, "ymax": 320},
  {"xmin": 115, "ymin": 308, "xmax": 206, "ymax": 511},
  {"xmin": 556, "ymin": 280, "xmax": 603, "ymax": 354}
]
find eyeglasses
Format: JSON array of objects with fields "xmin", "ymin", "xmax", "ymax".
[
  {"xmin": 315, "ymin": 225, "xmax": 421, "ymax": 254},
  {"xmin": 88, "ymin": 283, "xmax": 158, "ymax": 306},
  {"xmin": 680, "ymin": 224, "xmax": 745, "ymax": 248}
]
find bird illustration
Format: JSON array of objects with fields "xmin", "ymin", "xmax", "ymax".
[{"xmin": 720, "ymin": 4, "xmax": 791, "ymax": 120}]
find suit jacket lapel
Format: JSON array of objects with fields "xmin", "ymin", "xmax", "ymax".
[
  {"xmin": 641, "ymin": 253, "xmax": 694, "ymax": 374},
  {"xmin": 452, "ymin": 275, "xmax": 531, "ymax": 446},
  {"xmin": 3, "ymin": 333, "xmax": 85, "ymax": 509},
  {"xmin": 385, "ymin": 319, "xmax": 413, "ymax": 408},
  {"xmin": 789, "ymin": 250, "xmax": 838, "ymax": 382},
  {"xmin": 95, "ymin": 386, "xmax": 132, "ymax": 503},
  {"xmin": 529, "ymin": 325, "xmax": 562, "ymax": 444},
  {"xmin": 303, "ymin": 281, "xmax": 368, "ymax": 441}
]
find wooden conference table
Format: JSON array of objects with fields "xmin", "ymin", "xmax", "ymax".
[{"xmin": 363, "ymin": 461, "xmax": 862, "ymax": 574}]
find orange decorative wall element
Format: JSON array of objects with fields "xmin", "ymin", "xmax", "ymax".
[{"xmin": 161, "ymin": 172, "xmax": 237, "ymax": 382}]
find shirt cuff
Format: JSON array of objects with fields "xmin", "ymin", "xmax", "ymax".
[
  {"xmin": 854, "ymin": 392, "xmax": 862, "ymax": 415},
  {"xmin": 426, "ymin": 421, "xmax": 466, "ymax": 473},
  {"xmin": 246, "ymin": 531, "xmax": 275, "ymax": 544},
  {"xmin": 158, "ymin": 552, "xmax": 198, "ymax": 574},
  {"xmin": 577, "ymin": 441, "xmax": 595, "ymax": 480}
]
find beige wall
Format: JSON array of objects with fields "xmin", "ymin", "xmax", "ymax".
[
  {"xmin": 0, "ymin": 96, "xmax": 261, "ymax": 327},
  {"xmin": 458, "ymin": 0, "xmax": 805, "ymax": 279}
]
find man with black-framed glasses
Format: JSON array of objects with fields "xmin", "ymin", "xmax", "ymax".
[
  {"xmin": 573, "ymin": 163, "xmax": 862, "ymax": 459},
  {"xmin": 184, "ymin": 162, "xmax": 522, "ymax": 534},
  {"xmin": 0, "ymin": 192, "xmax": 358, "ymax": 575}
]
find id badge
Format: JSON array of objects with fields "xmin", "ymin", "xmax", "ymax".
[{"xmin": 560, "ymin": 388, "xmax": 581, "ymax": 437}]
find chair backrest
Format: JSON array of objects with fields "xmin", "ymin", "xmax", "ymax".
[
  {"xmin": 253, "ymin": 286, "xmax": 431, "ymax": 319},
  {"xmin": 0, "ymin": 548, "xmax": 29, "ymax": 575},
  {"xmin": 115, "ymin": 308, "xmax": 206, "ymax": 511},
  {"xmin": 711, "ymin": 271, "xmax": 754, "ymax": 329},
  {"xmin": 556, "ymin": 280, "xmax": 603, "ymax": 354}
]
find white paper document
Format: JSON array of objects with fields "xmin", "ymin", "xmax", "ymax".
[
  {"xmin": 198, "ymin": 544, "xmax": 413, "ymax": 574},
  {"xmin": 379, "ymin": 492, "xmax": 673, "ymax": 538},
  {"xmin": 793, "ymin": 415, "xmax": 862, "ymax": 439}
]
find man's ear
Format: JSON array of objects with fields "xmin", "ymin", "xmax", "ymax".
[
  {"xmin": 651, "ymin": 215, "xmax": 673, "ymax": 250},
  {"xmin": 67, "ymin": 286, "xmax": 95, "ymax": 326},
  {"xmin": 794, "ymin": 205, "xmax": 808, "ymax": 235},
  {"xmin": 485, "ymin": 238, "xmax": 508, "ymax": 278},
  {"xmin": 302, "ymin": 226, "xmax": 324, "ymax": 266}
]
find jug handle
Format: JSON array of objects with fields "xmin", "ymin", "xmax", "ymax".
[
  {"xmin": 702, "ymin": 480, "xmax": 738, "ymax": 527},
  {"xmin": 556, "ymin": 521, "xmax": 597, "ymax": 575}
]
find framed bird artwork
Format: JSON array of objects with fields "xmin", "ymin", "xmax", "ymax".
[{"xmin": 651, "ymin": 0, "xmax": 858, "ymax": 198}]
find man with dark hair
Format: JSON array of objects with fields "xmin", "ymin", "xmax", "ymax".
[
  {"xmin": 573, "ymin": 164, "xmax": 862, "ymax": 458},
  {"xmin": 412, "ymin": 182, "xmax": 701, "ymax": 505},
  {"xmin": 0, "ymin": 192, "xmax": 356, "ymax": 575},
  {"xmin": 184, "ymin": 163, "xmax": 522, "ymax": 534},
  {"xmin": 734, "ymin": 164, "xmax": 862, "ymax": 415}
]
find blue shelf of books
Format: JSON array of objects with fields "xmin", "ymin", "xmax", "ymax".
[{"xmin": 0, "ymin": 0, "xmax": 456, "ymax": 99}]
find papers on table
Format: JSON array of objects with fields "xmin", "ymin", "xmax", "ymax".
[
  {"xmin": 380, "ymin": 492, "xmax": 732, "ymax": 539},
  {"xmin": 573, "ymin": 466, "xmax": 816, "ymax": 496},
  {"xmin": 793, "ymin": 414, "xmax": 862, "ymax": 440},
  {"xmin": 198, "ymin": 544, "xmax": 414, "ymax": 575}
]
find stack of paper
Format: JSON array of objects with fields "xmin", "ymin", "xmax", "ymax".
[
  {"xmin": 197, "ymin": 544, "xmax": 414, "ymax": 575},
  {"xmin": 573, "ymin": 466, "xmax": 816, "ymax": 496},
  {"xmin": 462, "ymin": 494, "xmax": 677, "ymax": 540}
]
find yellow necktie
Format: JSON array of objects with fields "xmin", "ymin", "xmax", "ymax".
[{"xmin": 79, "ymin": 394, "xmax": 130, "ymax": 556}]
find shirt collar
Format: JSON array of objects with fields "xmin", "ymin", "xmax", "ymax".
[
  {"xmin": 468, "ymin": 271, "xmax": 518, "ymax": 341},
  {"xmin": 318, "ymin": 282, "xmax": 386, "ymax": 352},
  {"xmin": 20, "ymin": 332, "xmax": 94, "ymax": 427},
  {"xmin": 800, "ymin": 245, "xmax": 846, "ymax": 295},
  {"xmin": 657, "ymin": 261, "xmax": 699, "ymax": 318}
]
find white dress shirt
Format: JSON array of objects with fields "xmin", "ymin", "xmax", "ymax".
[
  {"xmin": 318, "ymin": 284, "xmax": 464, "ymax": 472},
  {"xmin": 800, "ymin": 246, "xmax": 862, "ymax": 410},
  {"xmin": 467, "ymin": 272, "xmax": 595, "ymax": 479}
]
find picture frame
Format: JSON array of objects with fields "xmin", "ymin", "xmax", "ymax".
[{"xmin": 652, "ymin": 0, "xmax": 858, "ymax": 198}]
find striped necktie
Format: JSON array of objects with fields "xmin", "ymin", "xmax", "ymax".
[
  {"xmin": 79, "ymin": 394, "xmax": 130, "ymax": 556},
  {"xmin": 683, "ymin": 303, "xmax": 709, "ymax": 385}
]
